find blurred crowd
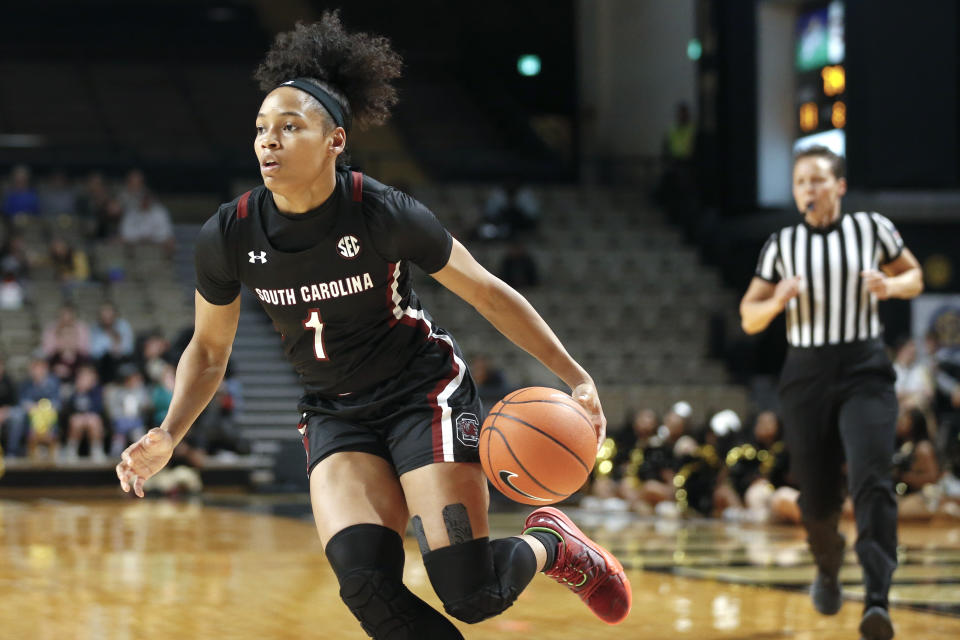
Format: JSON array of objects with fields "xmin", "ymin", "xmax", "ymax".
[
  {"xmin": 0, "ymin": 165, "xmax": 246, "ymax": 469},
  {"xmin": 586, "ymin": 333, "xmax": 960, "ymax": 524},
  {"xmin": 0, "ymin": 165, "xmax": 175, "ymax": 311}
]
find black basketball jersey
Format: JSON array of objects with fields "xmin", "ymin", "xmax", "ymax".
[{"xmin": 194, "ymin": 169, "xmax": 454, "ymax": 395}]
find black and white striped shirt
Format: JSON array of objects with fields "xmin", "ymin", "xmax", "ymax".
[{"xmin": 754, "ymin": 212, "xmax": 905, "ymax": 348}]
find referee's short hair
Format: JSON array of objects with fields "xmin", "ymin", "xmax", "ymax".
[{"xmin": 793, "ymin": 145, "xmax": 845, "ymax": 180}]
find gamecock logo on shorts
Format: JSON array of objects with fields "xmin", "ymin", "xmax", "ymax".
[{"xmin": 456, "ymin": 412, "xmax": 480, "ymax": 447}]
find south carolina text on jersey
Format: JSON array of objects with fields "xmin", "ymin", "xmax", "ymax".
[{"xmin": 254, "ymin": 272, "xmax": 375, "ymax": 306}]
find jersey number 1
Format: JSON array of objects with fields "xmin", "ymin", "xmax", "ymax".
[{"xmin": 302, "ymin": 309, "xmax": 328, "ymax": 360}]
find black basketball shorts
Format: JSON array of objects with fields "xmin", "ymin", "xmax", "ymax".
[{"xmin": 296, "ymin": 336, "xmax": 483, "ymax": 477}]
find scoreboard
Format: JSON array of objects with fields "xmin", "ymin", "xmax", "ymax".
[{"xmin": 794, "ymin": 1, "xmax": 845, "ymax": 155}]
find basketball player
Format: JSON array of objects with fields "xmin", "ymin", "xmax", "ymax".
[
  {"xmin": 115, "ymin": 13, "xmax": 630, "ymax": 638},
  {"xmin": 740, "ymin": 146, "xmax": 923, "ymax": 640}
]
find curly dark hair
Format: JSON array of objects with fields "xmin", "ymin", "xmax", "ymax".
[{"xmin": 254, "ymin": 11, "xmax": 402, "ymax": 134}]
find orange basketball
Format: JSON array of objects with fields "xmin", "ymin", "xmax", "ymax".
[{"xmin": 479, "ymin": 386, "xmax": 597, "ymax": 505}]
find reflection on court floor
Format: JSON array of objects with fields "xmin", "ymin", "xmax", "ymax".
[
  {"xmin": 563, "ymin": 508, "xmax": 960, "ymax": 616},
  {"xmin": 0, "ymin": 495, "xmax": 958, "ymax": 639}
]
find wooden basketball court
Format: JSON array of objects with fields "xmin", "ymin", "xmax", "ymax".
[{"xmin": 0, "ymin": 492, "xmax": 958, "ymax": 639}]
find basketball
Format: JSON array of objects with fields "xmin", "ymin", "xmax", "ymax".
[{"xmin": 479, "ymin": 387, "xmax": 597, "ymax": 505}]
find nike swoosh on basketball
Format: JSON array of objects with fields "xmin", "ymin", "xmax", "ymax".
[{"xmin": 499, "ymin": 470, "xmax": 551, "ymax": 502}]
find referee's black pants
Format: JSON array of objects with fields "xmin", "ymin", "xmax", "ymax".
[{"xmin": 778, "ymin": 339, "xmax": 898, "ymax": 610}]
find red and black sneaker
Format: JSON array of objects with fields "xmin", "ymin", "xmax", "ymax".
[{"xmin": 523, "ymin": 506, "xmax": 632, "ymax": 625}]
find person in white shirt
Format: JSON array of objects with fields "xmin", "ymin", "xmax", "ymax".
[{"xmin": 119, "ymin": 191, "xmax": 174, "ymax": 253}]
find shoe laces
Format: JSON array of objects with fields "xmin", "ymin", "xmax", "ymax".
[{"xmin": 550, "ymin": 544, "xmax": 595, "ymax": 590}]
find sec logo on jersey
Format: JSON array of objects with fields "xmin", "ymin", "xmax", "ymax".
[{"xmin": 337, "ymin": 235, "xmax": 361, "ymax": 259}]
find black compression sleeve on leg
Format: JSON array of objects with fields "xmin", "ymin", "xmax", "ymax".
[
  {"xmin": 325, "ymin": 524, "xmax": 405, "ymax": 580},
  {"xmin": 423, "ymin": 536, "xmax": 537, "ymax": 624},
  {"xmin": 491, "ymin": 536, "xmax": 538, "ymax": 591},
  {"xmin": 325, "ymin": 524, "xmax": 463, "ymax": 640}
]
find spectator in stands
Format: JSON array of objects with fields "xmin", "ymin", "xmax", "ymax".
[
  {"xmin": 0, "ymin": 233, "xmax": 33, "ymax": 281},
  {"xmin": 98, "ymin": 199, "xmax": 125, "ymax": 243},
  {"xmin": 938, "ymin": 429, "xmax": 960, "ymax": 519},
  {"xmin": 590, "ymin": 408, "xmax": 658, "ymax": 502},
  {"xmin": 469, "ymin": 353, "xmax": 513, "ymax": 417},
  {"xmin": 702, "ymin": 408, "xmax": 744, "ymax": 459},
  {"xmin": 717, "ymin": 411, "xmax": 801, "ymax": 524},
  {"xmin": 26, "ymin": 398, "xmax": 59, "ymax": 462},
  {"xmin": 137, "ymin": 332, "xmax": 173, "ymax": 384},
  {"xmin": 42, "ymin": 303, "xmax": 90, "ymax": 358},
  {"xmin": 654, "ymin": 101, "xmax": 699, "ymax": 222},
  {"xmin": 619, "ymin": 409, "xmax": 659, "ymax": 455},
  {"xmin": 498, "ymin": 241, "xmax": 540, "ymax": 289},
  {"xmin": 474, "ymin": 182, "xmax": 540, "ymax": 241},
  {"xmin": 2, "ymin": 165, "xmax": 40, "ymax": 219},
  {"xmin": 891, "ymin": 407, "xmax": 941, "ymax": 520},
  {"xmin": 48, "ymin": 325, "xmax": 94, "ymax": 385},
  {"xmin": 620, "ymin": 401, "xmax": 692, "ymax": 513},
  {"xmin": 222, "ymin": 361, "xmax": 244, "ymax": 419},
  {"xmin": 893, "ymin": 337, "xmax": 934, "ymax": 414},
  {"xmin": 106, "ymin": 363, "xmax": 150, "ymax": 457},
  {"xmin": 90, "ymin": 302, "xmax": 135, "ymax": 384},
  {"xmin": 118, "ymin": 169, "xmax": 147, "ymax": 211},
  {"xmin": 63, "ymin": 364, "xmax": 106, "ymax": 462},
  {"xmin": 161, "ymin": 366, "xmax": 247, "ymax": 470},
  {"xmin": 0, "ymin": 265, "xmax": 25, "ymax": 311},
  {"xmin": 119, "ymin": 190, "xmax": 174, "ymax": 253},
  {"xmin": 0, "ymin": 356, "xmax": 19, "ymax": 456},
  {"xmin": 77, "ymin": 172, "xmax": 108, "ymax": 222},
  {"xmin": 151, "ymin": 363, "xmax": 175, "ymax": 426},
  {"xmin": 77, "ymin": 173, "xmax": 121, "ymax": 241},
  {"xmin": 187, "ymin": 375, "xmax": 250, "ymax": 459},
  {"xmin": 17, "ymin": 356, "xmax": 60, "ymax": 460},
  {"xmin": 660, "ymin": 408, "xmax": 740, "ymax": 517},
  {"xmin": 47, "ymin": 237, "xmax": 91, "ymax": 288},
  {"xmin": 930, "ymin": 329, "xmax": 960, "ymax": 452},
  {"xmin": 151, "ymin": 331, "xmax": 246, "ymax": 464},
  {"xmin": 663, "ymin": 401, "xmax": 696, "ymax": 448},
  {"xmin": 38, "ymin": 171, "xmax": 77, "ymax": 217},
  {"xmin": 663, "ymin": 101, "xmax": 696, "ymax": 164}
]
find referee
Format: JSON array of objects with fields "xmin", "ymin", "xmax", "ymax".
[{"xmin": 740, "ymin": 146, "xmax": 923, "ymax": 640}]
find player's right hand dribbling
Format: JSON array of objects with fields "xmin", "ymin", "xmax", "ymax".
[
  {"xmin": 774, "ymin": 275, "xmax": 804, "ymax": 308},
  {"xmin": 116, "ymin": 427, "xmax": 174, "ymax": 498}
]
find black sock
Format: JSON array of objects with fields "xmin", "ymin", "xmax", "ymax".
[{"xmin": 526, "ymin": 530, "xmax": 560, "ymax": 571}]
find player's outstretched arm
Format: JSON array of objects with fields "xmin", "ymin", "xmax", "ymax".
[
  {"xmin": 431, "ymin": 239, "xmax": 606, "ymax": 445},
  {"xmin": 116, "ymin": 291, "xmax": 241, "ymax": 497}
]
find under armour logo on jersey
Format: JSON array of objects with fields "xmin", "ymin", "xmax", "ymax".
[
  {"xmin": 248, "ymin": 250, "xmax": 268, "ymax": 264},
  {"xmin": 337, "ymin": 235, "xmax": 361, "ymax": 259}
]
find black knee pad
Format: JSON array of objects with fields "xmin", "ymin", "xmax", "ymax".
[
  {"xmin": 325, "ymin": 524, "xmax": 463, "ymax": 640},
  {"xmin": 423, "ymin": 537, "xmax": 537, "ymax": 624}
]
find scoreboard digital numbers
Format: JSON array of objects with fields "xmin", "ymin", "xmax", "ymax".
[{"xmin": 794, "ymin": 1, "xmax": 845, "ymax": 155}]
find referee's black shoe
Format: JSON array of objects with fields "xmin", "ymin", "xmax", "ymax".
[
  {"xmin": 859, "ymin": 606, "xmax": 894, "ymax": 640},
  {"xmin": 810, "ymin": 569, "xmax": 843, "ymax": 615},
  {"xmin": 810, "ymin": 532, "xmax": 846, "ymax": 615}
]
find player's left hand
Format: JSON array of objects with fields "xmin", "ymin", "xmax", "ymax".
[
  {"xmin": 571, "ymin": 382, "xmax": 606, "ymax": 451},
  {"xmin": 861, "ymin": 270, "xmax": 890, "ymax": 299}
]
